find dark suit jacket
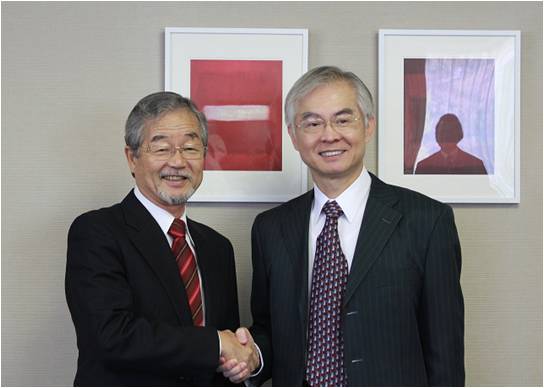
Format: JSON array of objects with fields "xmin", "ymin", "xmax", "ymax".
[
  {"xmin": 250, "ymin": 173, "xmax": 464, "ymax": 386},
  {"xmin": 65, "ymin": 191, "xmax": 240, "ymax": 386}
]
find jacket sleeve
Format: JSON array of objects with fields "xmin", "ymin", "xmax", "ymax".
[
  {"xmin": 65, "ymin": 213, "xmax": 220, "ymax": 377},
  {"xmin": 419, "ymin": 205, "xmax": 465, "ymax": 386},
  {"xmin": 248, "ymin": 214, "xmax": 273, "ymax": 385}
]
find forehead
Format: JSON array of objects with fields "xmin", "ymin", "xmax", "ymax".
[
  {"xmin": 144, "ymin": 108, "xmax": 201, "ymax": 139},
  {"xmin": 297, "ymin": 81, "xmax": 358, "ymax": 116}
]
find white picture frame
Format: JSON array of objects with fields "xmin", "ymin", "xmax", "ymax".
[
  {"xmin": 165, "ymin": 27, "xmax": 308, "ymax": 202},
  {"xmin": 378, "ymin": 29, "xmax": 520, "ymax": 203}
]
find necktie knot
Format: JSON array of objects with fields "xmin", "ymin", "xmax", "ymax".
[
  {"xmin": 168, "ymin": 218, "xmax": 186, "ymax": 240},
  {"xmin": 322, "ymin": 200, "xmax": 344, "ymax": 219}
]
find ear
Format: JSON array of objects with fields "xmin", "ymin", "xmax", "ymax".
[
  {"xmin": 364, "ymin": 116, "xmax": 376, "ymax": 144},
  {"xmin": 287, "ymin": 125, "xmax": 300, "ymax": 151},
  {"xmin": 124, "ymin": 146, "xmax": 137, "ymax": 177}
]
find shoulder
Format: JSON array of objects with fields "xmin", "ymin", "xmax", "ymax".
[
  {"xmin": 187, "ymin": 218, "xmax": 232, "ymax": 247},
  {"xmin": 419, "ymin": 151, "xmax": 442, "ymax": 163},
  {"xmin": 69, "ymin": 201, "xmax": 123, "ymax": 237},
  {"xmin": 370, "ymin": 173, "xmax": 453, "ymax": 219},
  {"xmin": 254, "ymin": 190, "xmax": 312, "ymax": 225},
  {"xmin": 66, "ymin": 201, "xmax": 128, "ymax": 265},
  {"xmin": 415, "ymin": 152, "xmax": 442, "ymax": 170}
]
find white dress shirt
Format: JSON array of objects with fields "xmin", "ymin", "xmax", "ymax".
[
  {"xmin": 308, "ymin": 167, "xmax": 372, "ymax": 289},
  {"xmin": 133, "ymin": 185, "xmax": 206, "ymax": 324}
]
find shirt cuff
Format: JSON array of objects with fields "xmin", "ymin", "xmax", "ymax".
[
  {"xmin": 217, "ymin": 331, "xmax": 222, "ymax": 358},
  {"xmin": 248, "ymin": 342, "xmax": 264, "ymax": 377}
]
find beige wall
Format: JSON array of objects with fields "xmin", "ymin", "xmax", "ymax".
[{"xmin": 2, "ymin": 1, "xmax": 542, "ymax": 386}]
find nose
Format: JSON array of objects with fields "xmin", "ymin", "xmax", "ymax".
[
  {"xmin": 167, "ymin": 148, "xmax": 188, "ymax": 167},
  {"xmin": 320, "ymin": 120, "xmax": 342, "ymax": 142}
]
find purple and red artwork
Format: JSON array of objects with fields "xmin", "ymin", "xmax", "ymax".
[{"xmin": 404, "ymin": 58, "xmax": 495, "ymax": 175}]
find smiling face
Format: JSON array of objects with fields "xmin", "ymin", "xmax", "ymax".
[
  {"xmin": 288, "ymin": 80, "xmax": 375, "ymax": 197},
  {"xmin": 125, "ymin": 108, "xmax": 205, "ymax": 217}
]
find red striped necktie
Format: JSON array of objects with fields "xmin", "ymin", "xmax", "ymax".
[{"xmin": 168, "ymin": 219, "xmax": 204, "ymax": 326}]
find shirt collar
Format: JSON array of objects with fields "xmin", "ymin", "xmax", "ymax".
[
  {"xmin": 133, "ymin": 185, "xmax": 189, "ymax": 237},
  {"xmin": 312, "ymin": 166, "xmax": 371, "ymax": 223}
]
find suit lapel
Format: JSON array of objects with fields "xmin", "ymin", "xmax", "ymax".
[
  {"xmin": 121, "ymin": 191, "xmax": 191, "ymax": 324},
  {"xmin": 280, "ymin": 190, "xmax": 313, "ymax": 343},
  {"xmin": 344, "ymin": 174, "xmax": 402, "ymax": 306}
]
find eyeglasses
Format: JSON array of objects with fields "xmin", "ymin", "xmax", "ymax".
[
  {"xmin": 142, "ymin": 142, "xmax": 206, "ymax": 161},
  {"xmin": 295, "ymin": 113, "xmax": 362, "ymax": 134}
]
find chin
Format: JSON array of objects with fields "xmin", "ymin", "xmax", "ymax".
[
  {"xmin": 319, "ymin": 164, "xmax": 349, "ymax": 175},
  {"xmin": 159, "ymin": 189, "xmax": 195, "ymax": 205}
]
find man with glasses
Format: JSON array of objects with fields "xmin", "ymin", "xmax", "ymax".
[
  {"xmin": 220, "ymin": 66, "xmax": 464, "ymax": 386},
  {"xmin": 66, "ymin": 92, "xmax": 259, "ymax": 386}
]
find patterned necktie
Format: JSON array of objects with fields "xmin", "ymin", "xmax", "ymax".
[
  {"xmin": 306, "ymin": 201, "xmax": 348, "ymax": 386},
  {"xmin": 168, "ymin": 219, "xmax": 204, "ymax": 326}
]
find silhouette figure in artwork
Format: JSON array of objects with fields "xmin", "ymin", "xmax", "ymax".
[{"xmin": 415, "ymin": 113, "xmax": 488, "ymax": 175}]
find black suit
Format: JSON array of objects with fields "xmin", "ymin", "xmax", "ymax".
[
  {"xmin": 250, "ymin": 173, "xmax": 464, "ymax": 386},
  {"xmin": 65, "ymin": 191, "xmax": 239, "ymax": 386}
]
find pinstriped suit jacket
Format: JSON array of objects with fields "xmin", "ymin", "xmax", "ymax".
[{"xmin": 250, "ymin": 173, "xmax": 464, "ymax": 386}]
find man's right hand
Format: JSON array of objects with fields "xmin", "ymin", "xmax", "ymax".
[{"xmin": 217, "ymin": 328, "xmax": 259, "ymax": 383}]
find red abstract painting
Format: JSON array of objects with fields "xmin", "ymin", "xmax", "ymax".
[{"xmin": 190, "ymin": 59, "xmax": 283, "ymax": 171}]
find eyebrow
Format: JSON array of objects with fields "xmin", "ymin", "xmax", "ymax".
[
  {"xmin": 149, "ymin": 130, "xmax": 202, "ymax": 143},
  {"xmin": 300, "ymin": 108, "xmax": 355, "ymax": 120},
  {"xmin": 149, "ymin": 134, "xmax": 168, "ymax": 143},
  {"xmin": 300, "ymin": 112, "xmax": 322, "ymax": 120},
  {"xmin": 334, "ymin": 108, "xmax": 355, "ymax": 116}
]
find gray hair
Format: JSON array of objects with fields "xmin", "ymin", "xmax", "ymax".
[
  {"xmin": 285, "ymin": 66, "xmax": 375, "ymax": 128},
  {"xmin": 125, "ymin": 91, "xmax": 208, "ymax": 156}
]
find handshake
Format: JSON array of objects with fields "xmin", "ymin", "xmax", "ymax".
[{"xmin": 217, "ymin": 328, "xmax": 260, "ymax": 383}]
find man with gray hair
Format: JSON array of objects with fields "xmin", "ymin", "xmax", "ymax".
[
  {"xmin": 66, "ymin": 91, "xmax": 258, "ymax": 386},
  {"xmin": 221, "ymin": 66, "xmax": 464, "ymax": 386}
]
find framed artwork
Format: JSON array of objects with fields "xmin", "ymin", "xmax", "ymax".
[
  {"xmin": 378, "ymin": 30, "xmax": 520, "ymax": 203},
  {"xmin": 165, "ymin": 27, "xmax": 308, "ymax": 202}
]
